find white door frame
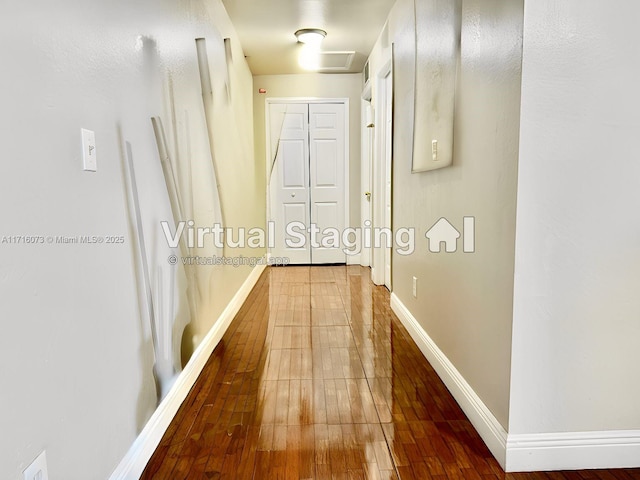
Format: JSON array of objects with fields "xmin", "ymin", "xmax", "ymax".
[
  {"xmin": 372, "ymin": 60, "xmax": 393, "ymax": 287},
  {"xmin": 265, "ymin": 97, "xmax": 350, "ymax": 263},
  {"xmin": 360, "ymin": 84, "xmax": 373, "ymax": 268}
]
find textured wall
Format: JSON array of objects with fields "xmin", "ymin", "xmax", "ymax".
[{"xmin": 0, "ymin": 0, "xmax": 260, "ymax": 478}]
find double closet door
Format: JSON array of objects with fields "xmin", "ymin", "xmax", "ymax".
[{"xmin": 268, "ymin": 102, "xmax": 347, "ymax": 265}]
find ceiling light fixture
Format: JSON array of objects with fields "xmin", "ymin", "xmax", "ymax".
[
  {"xmin": 295, "ymin": 28, "xmax": 326, "ymax": 71},
  {"xmin": 295, "ymin": 28, "xmax": 327, "ymax": 46}
]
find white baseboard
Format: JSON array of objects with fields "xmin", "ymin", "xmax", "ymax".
[
  {"xmin": 506, "ymin": 430, "xmax": 640, "ymax": 472},
  {"xmin": 346, "ymin": 253, "xmax": 362, "ymax": 266},
  {"xmin": 390, "ymin": 293, "xmax": 640, "ymax": 473},
  {"xmin": 390, "ymin": 293, "xmax": 508, "ymax": 468},
  {"xmin": 110, "ymin": 262, "xmax": 268, "ymax": 480},
  {"xmin": 359, "ymin": 248, "xmax": 371, "ymax": 268}
]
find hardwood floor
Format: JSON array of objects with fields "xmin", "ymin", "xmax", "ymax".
[{"xmin": 141, "ymin": 266, "xmax": 640, "ymax": 480}]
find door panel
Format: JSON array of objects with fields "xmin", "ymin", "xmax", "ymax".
[
  {"xmin": 269, "ymin": 102, "xmax": 346, "ymax": 265},
  {"xmin": 282, "ymin": 202, "xmax": 309, "ymax": 254},
  {"xmin": 282, "ymin": 140, "xmax": 307, "ymax": 188},
  {"xmin": 309, "ymin": 103, "xmax": 346, "ymax": 264},
  {"xmin": 313, "ymin": 202, "xmax": 340, "ymax": 233},
  {"xmin": 313, "ymin": 140, "xmax": 338, "ymax": 186},
  {"xmin": 313, "ymin": 113, "xmax": 338, "ymax": 129},
  {"xmin": 269, "ymin": 104, "xmax": 311, "ymax": 264},
  {"xmin": 284, "ymin": 111, "xmax": 306, "ymax": 130}
]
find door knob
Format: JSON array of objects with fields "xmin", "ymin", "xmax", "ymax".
[{"xmin": 291, "ymin": 193, "xmax": 296, "ymax": 197}]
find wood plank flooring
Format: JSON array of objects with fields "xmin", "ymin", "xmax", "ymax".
[{"xmin": 141, "ymin": 266, "xmax": 640, "ymax": 479}]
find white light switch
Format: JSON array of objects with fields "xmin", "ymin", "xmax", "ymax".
[
  {"xmin": 23, "ymin": 451, "xmax": 49, "ymax": 480},
  {"xmin": 81, "ymin": 128, "xmax": 97, "ymax": 172}
]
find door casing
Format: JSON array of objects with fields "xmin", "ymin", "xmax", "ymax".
[
  {"xmin": 371, "ymin": 59, "xmax": 393, "ymax": 289},
  {"xmin": 360, "ymin": 85, "xmax": 373, "ymax": 268}
]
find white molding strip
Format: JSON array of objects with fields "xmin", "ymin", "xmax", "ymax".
[
  {"xmin": 506, "ymin": 430, "xmax": 640, "ymax": 472},
  {"xmin": 390, "ymin": 293, "xmax": 508, "ymax": 468},
  {"xmin": 110, "ymin": 262, "xmax": 268, "ymax": 480},
  {"xmin": 346, "ymin": 254, "xmax": 362, "ymax": 266}
]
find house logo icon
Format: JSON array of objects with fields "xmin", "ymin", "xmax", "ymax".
[{"xmin": 425, "ymin": 217, "xmax": 475, "ymax": 253}]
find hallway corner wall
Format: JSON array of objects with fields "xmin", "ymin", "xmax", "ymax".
[{"xmin": 508, "ymin": 0, "xmax": 640, "ymax": 463}]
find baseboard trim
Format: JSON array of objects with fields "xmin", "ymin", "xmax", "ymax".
[
  {"xmin": 506, "ymin": 430, "xmax": 640, "ymax": 472},
  {"xmin": 110, "ymin": 262, "xmax": 268, "ymax": 480},
  {"xmin": 389, "ymin": 293, "xmax": 640, "ymax": 473},
  {"xmin": 346, "ymin": 253, "xmax": 362, "ymax": 266},
  {"xmin": 390, "ymin": 293, "xmax": 508, "ymax": 468}
]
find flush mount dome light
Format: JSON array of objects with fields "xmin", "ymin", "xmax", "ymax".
[
  {"xmin": 295, "ymin": 28, "xmax": 327, "ymax": 46},
  {"xmin": 295, "ymin": 28, "xmax": 326, "ymax": 70}
]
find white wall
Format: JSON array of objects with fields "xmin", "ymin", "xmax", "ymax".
[
  {"xmin": 368, "ymin": 0, "xmax": 524, "ymax": 429},
  {"xmin": 0, "ymin": 1, "xmax": 260, "ymax": 478},
  {"xmin": 253, "ymin": 74, "xmax": 362, "ymax": 230},
  {"xmin": 510, "ymin": 0, "xmax": 640, "ymax": 435}
]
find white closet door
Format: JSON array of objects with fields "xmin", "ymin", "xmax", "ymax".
[
  {"xmin": 309, "ymin": 103, "xmax": 346, "ymax": 264},
  {"xmin": 268, "ymin": 103, "xmax": 311, "ymax": 264}
]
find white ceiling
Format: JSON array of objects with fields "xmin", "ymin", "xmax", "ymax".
[{"xmin": 222, "ymin": 0, "xmax": 397, "ymax": 75}]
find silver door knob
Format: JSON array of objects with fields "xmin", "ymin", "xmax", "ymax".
[{"xmin": 291, "ymin": 193, "xmax": 296, "ymax": 197}]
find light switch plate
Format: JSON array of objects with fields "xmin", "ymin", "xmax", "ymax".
[
  {"xmin": 23, "ymin": 451, "xmax": 49, "ymax": 480},
  {"xmin": 81, "ymin": 128, "xmax": 97, "ymax": 172}
]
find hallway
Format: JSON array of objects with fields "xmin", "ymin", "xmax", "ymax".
[{"xmin": 140, "ymin": 266, "xmax": 640, "ymax": 480}]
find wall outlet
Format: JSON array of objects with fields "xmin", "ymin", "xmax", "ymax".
[
  {"xmin": 431, "ymin": 139, "xmax": 438, "ymax": 161},
  {"xmin": 412, "ymin": 276, "xmax": 417, "ymax": 298},
  {"xmin": 23, "ymin": 451, "xmax": 49, "ymax": 480}
]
